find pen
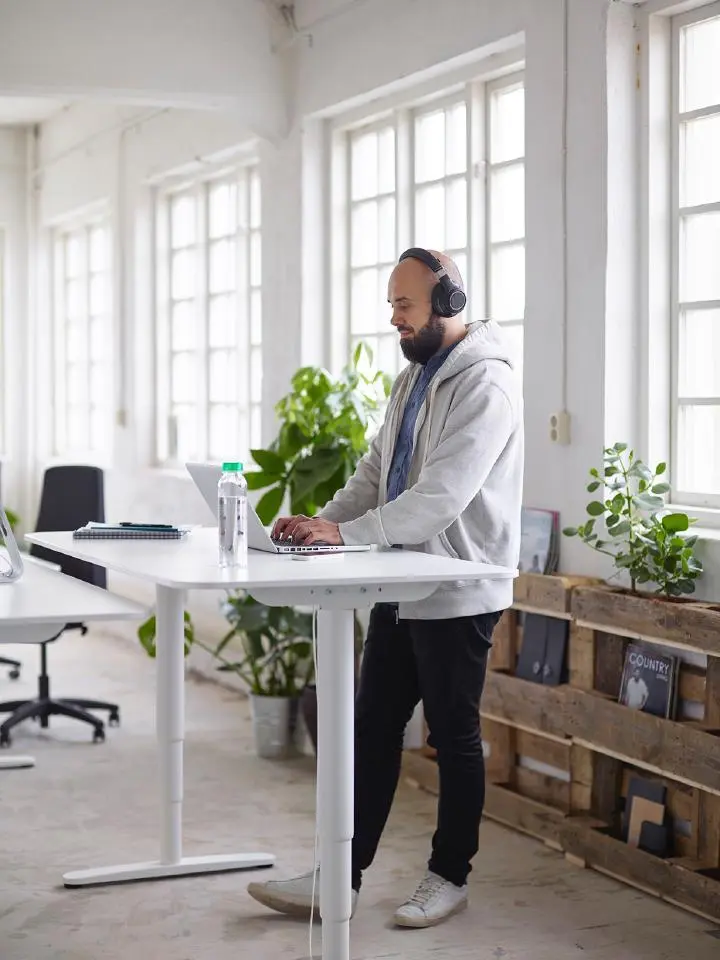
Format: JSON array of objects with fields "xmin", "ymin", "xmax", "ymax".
[{"xmin": 119, "ymin": 523, "xmax": 177, "ymax": 530}]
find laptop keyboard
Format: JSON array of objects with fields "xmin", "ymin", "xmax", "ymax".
[{"xmin": 272, "ymin": 538, "xmax": 333, "ymax": 551}]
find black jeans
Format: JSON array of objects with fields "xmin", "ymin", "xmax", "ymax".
[{"xmin": 351, "ymin": 603, "xmax": 501, "ymax": 891}]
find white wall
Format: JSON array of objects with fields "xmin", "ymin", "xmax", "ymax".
[
  {"xmin": 0, "ymin": 128, "xmax": 28, "ymax": 511},
  {"xmin": 0, "ymin": 0, "xmax": 287, "ymax": 140}
]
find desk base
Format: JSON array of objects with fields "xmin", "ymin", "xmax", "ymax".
[
  {"xmin": 63, "ymin": 852, "xmax": 276, "ymax": 887},
  {"xmin": 0, "ymin": 755, "xmax": 35, "ymax": 769}
]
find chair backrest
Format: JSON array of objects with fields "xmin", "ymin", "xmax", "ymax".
[{"xmin": 30, "ymin": 465, "xmax": 106, "ymax": 588}]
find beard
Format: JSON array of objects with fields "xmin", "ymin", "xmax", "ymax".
[{"xmin": 399, "ymin": 314, "xmax": 447, "ymax": 364}]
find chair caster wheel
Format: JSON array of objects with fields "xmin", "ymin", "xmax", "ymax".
[
  {"xmin": 93, "ymin": 728, "xmax": 105, "ymax": 743},
  {"xmin": 108, "ymin": 710, "xmax": 120, "ymax": 727},
  {"xmin": 0, "ymin": 733, "xmax": 12, "ymax": 748},
  {"xmin": 8, "ymin": 668, "xmax": 20, "ymax": 680}
]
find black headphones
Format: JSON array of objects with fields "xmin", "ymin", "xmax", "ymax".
[{"xmin": 398, "ymin": 247, "xmax": 467, "ymax": 318}]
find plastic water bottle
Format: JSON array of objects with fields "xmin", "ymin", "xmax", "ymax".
[{"xmin": 218, "ymin": 462, "xmax": 248, "ymax": 568}]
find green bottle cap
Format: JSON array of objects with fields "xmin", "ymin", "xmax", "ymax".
[{"xmin": 221, "ymin": 462, "xmax": 243, "ymax": 472}]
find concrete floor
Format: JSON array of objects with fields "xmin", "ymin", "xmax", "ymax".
[{"xmin": 1, "ymin": 628, "xmax": 719, "ymax": 960}]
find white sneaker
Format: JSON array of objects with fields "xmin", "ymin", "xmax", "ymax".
[
  {"xmin": 247, "ymin": 868, "xmax": 359, "ymax": 920},
  {"xmin": 393, "ymin": 871, "xmax": 468, "ymax": 928}
]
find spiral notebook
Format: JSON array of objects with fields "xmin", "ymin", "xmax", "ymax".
[{"xmin": 73, "ymin": 523, "xmax": 192, "ymax": 540}]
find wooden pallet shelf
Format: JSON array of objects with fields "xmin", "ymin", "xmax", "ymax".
[
  {"xmin": 402, "ymin": 749, "xmax": 720, "ymax": 923},
  {"xmin": 482, "ymin": 671, "xmax": 720, "ymax": 795},
  {"xmin": 404, "ymin": 572, "xmax": 720, "ymax": 923}
]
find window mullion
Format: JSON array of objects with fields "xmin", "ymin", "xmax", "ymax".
[
  {"xmin": 396, "ymin": 109, "xmax": 412, "ymax": 253},
  {"xmin": 482, "ymin": 81, "xmax": 492, "ymax": 323},
  {"xmin": 85, "ymin": 225, "xmax": 92, "ymax": 451},
  {"xmin": 165, "ymin": 198, "xmax": 175, "ymax": 463},
  {"xmin": 241, "ymin": 167, "xmax": 251, "ymax": 455},
  {"xmin": 670, "ymin": 10, "xmax": 682, "ymax": 505},
  {"xmin": 199, "ymin": 182, "xmax": 209, "ymax": 461}
]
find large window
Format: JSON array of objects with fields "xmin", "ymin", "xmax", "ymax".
[
  {"xmin": 337, "ymin": 72, "xmax": 525, "ymax": 380},
  {"xmin": 672, "ymin": 7, "xmax": 720, "ymax": 506},
  {"xmin": 52, "ymin": 218, "xmax": 112, "ymax": 457},
  {"xmin": 155, "ymin": 165, "xmax": 262, "ymax": 465}
]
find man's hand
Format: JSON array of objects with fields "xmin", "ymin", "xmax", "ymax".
[
  {"xmin": 272, "ymin": 514, "xmax": 343, "ymax": 546},
  {"xmin": 272, "ymin": 514, "xmax": 310, "ymax": 541}
]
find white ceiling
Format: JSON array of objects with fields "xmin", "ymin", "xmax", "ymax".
[{"xmin": 0, "ymin": 97, "xmax": 68, "ymax": 126}]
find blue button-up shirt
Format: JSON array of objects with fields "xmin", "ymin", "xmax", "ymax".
[{"xmin": 386, "ymin": 344, "xmax": 456, "ymax": 503}]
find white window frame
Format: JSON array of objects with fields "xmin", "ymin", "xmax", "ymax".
[
  {"xmin": 670, "ymin": 2, "xmax": 720, "ymax": 511},
  {"xmin": 641, "ymin": 0, "xmax": 720, "ymax": 527},
  {"xmin": 330, "ymin": 64, "xmax": 525, "ymax": 379},
  {"xmin": 484, "ymin": 73, "xmax": 526, "ymax": 376},
  {"xmin": 154, "ymin": 162, "xmax": 262, "ymax": 467},
  {"xmin": 51, "ymin": 211, "xmax": 113, "ymax": 461}
]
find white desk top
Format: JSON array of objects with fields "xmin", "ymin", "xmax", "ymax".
[
  {"xmin": 27, "ymin": 528, "xmax": 516, "ymax": 591},
  {"xmin": 0, "ymin": 556, "xmax": 147, "ymax": 626}
]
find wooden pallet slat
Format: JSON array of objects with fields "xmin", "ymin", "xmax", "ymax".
[
  {"xmin": 705, "ymin": 659, "xmax": 720, "ymax": 729},
  {"xmin": 572, "ymin": 585, "xmax": 720, "ymax": 657},
  {"xmin": 568, "ymin": 623, "xmax": 595, "ymax": 691}
]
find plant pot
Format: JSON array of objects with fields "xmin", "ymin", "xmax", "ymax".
[
  {"xmin": 300, "ymin": 684, "xmax": 318, "ymax": 755},
  {"xmin": 250, "ymin": 694, "xmax": 301, "ymax": 759}
]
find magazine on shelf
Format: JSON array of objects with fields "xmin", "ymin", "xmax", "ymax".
[
  {"xmin": 618, "ymin": 643, "xmax": 679, "ymax": 719},
  {"xmin": 518, "ymin": 507, "xmax": 560, "ymax": 575}
]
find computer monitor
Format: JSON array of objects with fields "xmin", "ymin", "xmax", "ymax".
[{"xmin": 0, "ymin": 506, "xmax": 24, "ymax": 583}]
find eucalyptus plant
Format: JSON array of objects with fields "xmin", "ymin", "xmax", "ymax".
[{"xmin": 563, "ymin": 443, "xmax": 703, "ymax": 597}]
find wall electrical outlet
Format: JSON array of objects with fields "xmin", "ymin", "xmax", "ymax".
[{"xmin": 550, "ymin": 410, "xmax": 571, "ymax": 445}]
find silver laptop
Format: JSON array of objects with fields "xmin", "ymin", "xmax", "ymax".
[
  {"xmin": 186, "ymin": 462, "xmax": 371, "ymax": 555},
  {"xmin": 0, "ymin": 506, "xmax": 24, "ymax": 583}
]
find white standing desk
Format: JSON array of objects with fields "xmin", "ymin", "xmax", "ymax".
[
  {"xmin": 0, "ymin": 558, "xmax": 148, "ymax": 770},
  {"xmin": 28, "ymin": 528, "xmax": 515, "ymax": 960}
]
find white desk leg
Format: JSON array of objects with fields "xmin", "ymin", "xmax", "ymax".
[
  {"xmin": 0, "ymin": 755, "xmax": 35, "ymax": 769},
  {"xmin": 63, "ymin": 584, "xmax": 275, "ymax": 887},
  {"xmin": 316, "ymin": 607, "xmax": 355, "ymax": 960},
  {"xmin": 157, "ymin": 583, "xmax": 185, "ymax": 863}
]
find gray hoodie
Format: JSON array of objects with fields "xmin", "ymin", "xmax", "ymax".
[{"xmin": 319, "ymin": 319, "xmax": 524, "ymax": 619}]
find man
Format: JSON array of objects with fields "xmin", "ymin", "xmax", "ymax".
[
  {"xmin": 624, "ymin": 666, "xmax": 649, "ymax": 710},
  {"xmin": 247, "ymin": 247, "xmax": 523, "ymax": 928}
]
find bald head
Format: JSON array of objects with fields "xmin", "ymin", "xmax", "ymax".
[
  {"xmin": 426, "ymin": 249, "xmax": 465, "ymax": 292},
  {"xmin": 391, "ymin": 250, "xmax": 465, "ymax": 299},
  {"xmin": 387, "ymin": 249, "xmax": 467, "ymax": 364}
]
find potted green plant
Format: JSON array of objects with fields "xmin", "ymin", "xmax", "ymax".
[
  {"xmin": 246, "ymin": 343, "xmax": 391, "ymax": 751},
  {"xmin": 563, "ymin": 443, "xmax": 703, "ymax": 597},
  {"xmin": 138, "ymin": 596, "xmax": 314, "ymax": 759},
  {"xmin": 562, "ymin": 442, "xmax": 718, "ymax": 643},
  {"xmin": 216, "ymin": 593, "xmax": 314, "ymax": 758}
]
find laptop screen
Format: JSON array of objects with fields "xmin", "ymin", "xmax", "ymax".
[{"xmin": 0, "ymin": 506, "xmax": 24, "ymax": 583}]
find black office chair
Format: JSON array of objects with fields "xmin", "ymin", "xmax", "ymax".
[{"xmin": 0, "ymin": 466, "xmax": 120, "ymax": 746}]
